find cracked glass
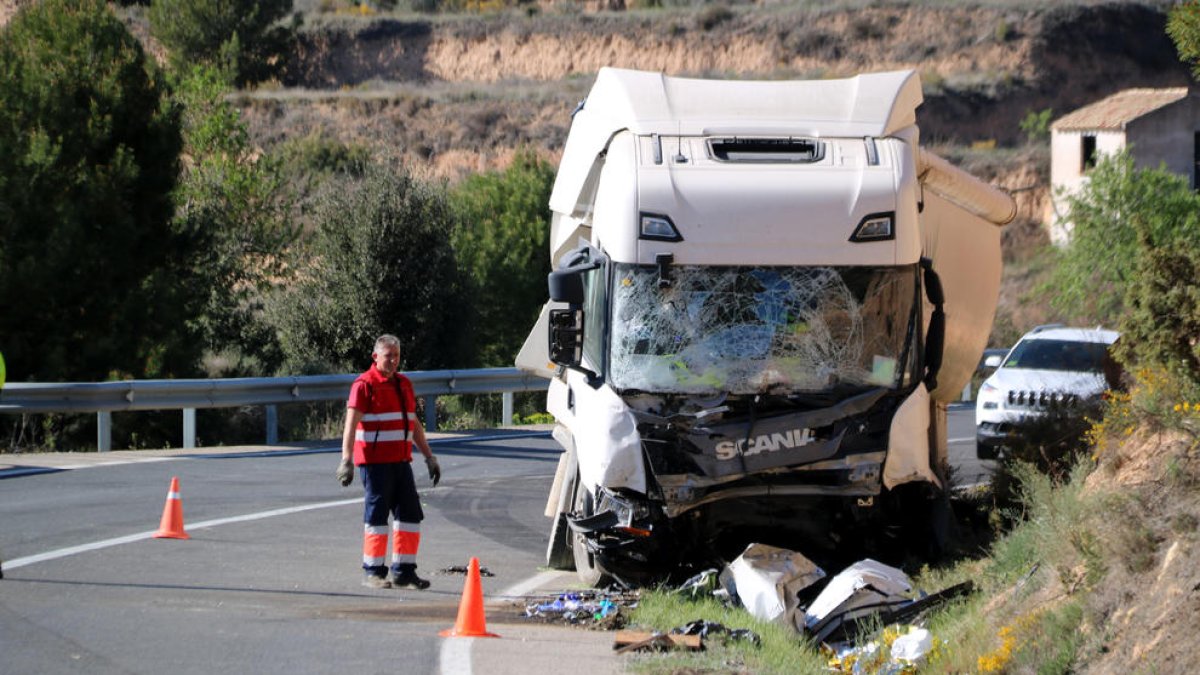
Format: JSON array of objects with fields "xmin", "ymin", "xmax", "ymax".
[{"xmin": 609, "ymin": 264, "xmax": 918, "ymax": 395}]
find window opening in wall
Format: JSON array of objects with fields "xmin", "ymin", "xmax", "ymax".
[
  {"xmin": 1081, "ymin": 134, "xmax": 1098, "ymax": 172},
  {"xmin": 1193, "ymin": 131, "xmax": 1200, "ymax": 190}
]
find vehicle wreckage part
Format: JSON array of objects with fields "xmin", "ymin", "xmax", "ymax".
[
  {"xmin": 547, "ymin": 373, "xmax": 646, "ymax": 494},
  {"xmin": 543, "ymin": 427, "xmax": 578, "ymax": 569},
  {"xmin": 571, "ymin": 480, "xmax": 613, "ymax": 587},
  {"xmin": 882, "ymin": 383, "xmax": 939, "ymax": 489}
]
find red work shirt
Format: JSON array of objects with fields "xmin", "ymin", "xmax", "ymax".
[{"xmin": 348, "ymin": 367, "xmax": 418, "ymax": 465}]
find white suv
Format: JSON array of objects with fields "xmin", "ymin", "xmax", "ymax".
[{"xmin": 975, "ymin": 325, "xmax": 1119, "ymax": 459}]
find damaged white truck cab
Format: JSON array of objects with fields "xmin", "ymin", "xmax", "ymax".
[{"xmin": 517, "ymin": 67, "xmax": 1015, "ymax": 586}]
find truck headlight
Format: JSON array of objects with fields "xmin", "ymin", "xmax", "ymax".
[
  {"xmin": 849, "ymin": 212, "xmax": 894, "ymax": 242},
  {"xmin": 640, "ymin": 213, "xmax": 683, "ymax": 242}
]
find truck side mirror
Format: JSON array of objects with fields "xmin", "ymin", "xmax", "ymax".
[
  {"xmin": 548, "ymin": 308, "xmax": 584, "ymax": 367},
  {"xmin": 983, "ymin": 354, "xmax": 1003, "ymax": 368},
  {"xmin": 548, "ymin": 268, "xmax": 585, "ymax": 305}
]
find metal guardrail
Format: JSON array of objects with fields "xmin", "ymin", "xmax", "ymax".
[{"xmin": 0, "ymin": 368, "xmax": 549, "ymax": 452}]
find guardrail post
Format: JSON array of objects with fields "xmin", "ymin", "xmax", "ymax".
[
  {"xmin": 97, "ymin": 412, "xmax": 111, "ymax": 452},
  {"xmin": 265, "ymin": 405, "xmax": 278, "ymax": 445},
  {"xmin": 502, "ymin": 392, "xmax": 514, "ymax": 427},
  {"xmin": 183, "ymin": 408, "xmax": 196, "ymax": 449},
  {"xmin": 424, "ymin": 395, "xmax": 437, "ymax": 432}
]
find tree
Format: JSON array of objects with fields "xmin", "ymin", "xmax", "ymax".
[
  {"xmin": 450, "ymin": 150, "xmax": 555, "ymax": 366},
  {"xmin": 1169, "ymin": 0, "xmax": 1200, "ymax": 81},
  {"xmin": 170, "ymin": 65, "xmax": 299, "ymax": 375},
  {"xmin": 148, "ymin": 0, "xmax": 295, "ymax": 86},
  {"xmin": 1049, "ymin": 150, "xmax": 1200, "ymax": 327},
  {"xmin": 0, "ymin": 0, "xmax": 192, "ymax": 382},
  {"xmin": 267, "ymin": 165, "xmax": 468, "ymax": 374}
]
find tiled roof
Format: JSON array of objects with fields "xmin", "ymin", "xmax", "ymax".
[{"xmin": 1051, "ymin": 88, "xmax": 1190, "ymax": 131}]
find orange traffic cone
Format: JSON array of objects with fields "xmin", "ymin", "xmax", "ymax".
[
  {"xmin": 439, "ymin": 557, "xmax": 499, "ymax": 638},
  {"xmin": 153, "ymin": 476, "xmax": 190, "ymax": 540}
]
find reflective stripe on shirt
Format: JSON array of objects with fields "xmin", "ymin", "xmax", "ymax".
[
  {"xmin": 361, "ymin": 412, "xmax": 418, "ymax": 422},
  {"xmin": 355, "ymin": 429, "xmax": 411, "ymax": 443}
]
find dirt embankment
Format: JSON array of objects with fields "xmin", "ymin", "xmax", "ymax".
[{"xmin": 281, "ymin": 3, "xmax": 1188, "ymax": 146}]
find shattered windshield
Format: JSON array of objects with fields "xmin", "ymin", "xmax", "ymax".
[{"xmin": 609, "ymin": 264, "xmax": 918, "ymax": 395}]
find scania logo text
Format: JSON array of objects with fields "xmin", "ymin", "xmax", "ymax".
[{"xmin": 715, "ymin": 428, "xmax": 816, "ymax": 460}]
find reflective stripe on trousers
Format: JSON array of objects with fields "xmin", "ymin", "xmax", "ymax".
[
  {"xmin": 392, "ymin": 520, "xmax": 420, "ymax": 564},
  {"xmin": 363, "ymin": 524, "xmax": 389, "ymax": 567}
]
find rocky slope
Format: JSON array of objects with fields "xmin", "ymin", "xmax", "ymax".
[{"xmin": 259, "ymin": 2, "xmax": 1187, "ymax": 159}]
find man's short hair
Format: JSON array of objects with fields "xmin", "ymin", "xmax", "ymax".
[{"xmin": 374, "ymin": 334, "xmax": 401, "ymax": 353}]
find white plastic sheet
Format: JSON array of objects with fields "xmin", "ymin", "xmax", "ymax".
[
  {"xmin": 803, "ymin": 558, "xmax": 912, "ymax": 631},
  {"xmin": 891, "ymin": 626, "xmax": 934, "ymax": 663},
  {"xmin": 727, "ymin": 543, "xmax": 826, "ymax": 624}
]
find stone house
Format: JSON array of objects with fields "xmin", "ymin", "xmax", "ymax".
[{"xmin": 1049, "ymin": 87, "xmax": 1199, "ymax": 243}]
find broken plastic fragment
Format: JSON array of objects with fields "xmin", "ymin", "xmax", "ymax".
[
  {"xmin": 440, "ymin": 565, "xmax": 495, "ymax": 577},
  {"xmin": 670, "ymin": 620, "xmax": 760, "ymax": 646},
  {"xmin": 890, "ymin": 626, "xmax": 933, "ymax": 663},
  {"xmin": 675, "ymin": 568, "xmax": 721, "ymax": 598}
]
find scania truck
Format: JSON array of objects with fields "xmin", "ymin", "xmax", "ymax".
[{"xmin": 516, "ymin": 67, "xmax": 1016, "ymax": 585}]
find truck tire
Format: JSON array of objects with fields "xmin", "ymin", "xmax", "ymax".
[
  {"xmin": 572, "ymin": 480, "xmax": 613, "ymax": 588},
  {"xmin": 976, "ymin": 438, "xmax": 998, "ymax": 460}
]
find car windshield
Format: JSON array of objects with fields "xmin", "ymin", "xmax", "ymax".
[
  {"xmin": 608, "ymin": 264, "xmax": 918, "ymax": 395},
  {"xmin": 1003, "ymin": 339, "xmax": 1110, "ymax": 373}
]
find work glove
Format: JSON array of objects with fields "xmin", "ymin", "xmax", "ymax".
[
  {"xmin": 425, "ymin": 455, "xmax": 441, "ymax": 486},
  {"xmin": 336, "ymin": 458, "xmax": 354, "ymax": 487}
]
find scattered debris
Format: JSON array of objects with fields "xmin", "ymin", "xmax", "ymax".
[
  {"xmin": 823, "ymin": 624, "xmax": 941, "ymax": 674},
  {"xmin": 439, "ymin": 565, "xmax": 495, "ymax": 577},
  {"xmin": 803, "ymin": 559, "xmax": 913, "ymax": 642},
  {"xmin": 890, "ymin": 626, "xmax": 934, "ymax": 663},
  {"xmin": 671, "ymin": 619, "xmax": 760, "ymax": 646},
  {"xmin": 802, "ymin": 559, "xmax": 974, "ymax": 643},
  {"xmin": 521, "ymin": 589, "xmax": 638, "ymax": 629},
  {"xmin": 674, "ymin": 567, "xmax": 722, "ymax": 599},
  {"xmin": 614, "ymin": 630, "xmax": 702, "ymax": 654},
  {"xmin": 726, "ymin": 543, "xmax": 827, "ymax": 625}
]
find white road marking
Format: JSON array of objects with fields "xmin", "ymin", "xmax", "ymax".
[
  {"xmin": 947, "ymin": 437, "xmax": 973, "ymax": 443},
  {"xmin": 4, "ymin": 497, "xmax": 361, "ymax": 571},
  {"xmin": 439, "ymin": 636, "xmax": 475, "ymax": 675},
  {"xmin": 497, "ymin": 570, "xmax": 564, "ymax": 600},
  {"xmin": 7, "ymin": 488, "xmax": 560, "ymax": 675}
]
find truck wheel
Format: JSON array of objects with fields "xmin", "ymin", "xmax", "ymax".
[
  {"xmin": 976, "ymin": 439, "xmax": 998, "ymax": 460},
  {"xmin": 572, "ymin": 482, "xmax": 613, "ymax": 588}
]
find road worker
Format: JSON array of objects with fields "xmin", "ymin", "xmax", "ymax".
[{"xmin": 337, "ymin": 334, "xmax": 441, "ymax": 589}]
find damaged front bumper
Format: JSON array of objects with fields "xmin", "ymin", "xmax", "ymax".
[{"xmin": 567, "ymin": 487, "xmax": 676, "ymax": 584}]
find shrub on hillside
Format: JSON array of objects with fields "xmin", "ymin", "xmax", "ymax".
[
  {"xmin": 1051, "ymin": 151, "xmax": 1200, "ymax": 328},
  {"xmin": 1117, "ymin": 242, "xmax": 1200, "ymax": 401},
  {"xmin": 149, "ymin": 0, "xmax": 296, "ymax": 85},
  {"xmin": 266, "ymin": 163, "xmax": 469, "ymax": 374}
]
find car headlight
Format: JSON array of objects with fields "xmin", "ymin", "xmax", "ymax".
[{"xmin": 979, "ymin": 382, "xmax": 998, "ymax": 395}]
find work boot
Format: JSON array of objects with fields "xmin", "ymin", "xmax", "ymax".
[
  {"xmin": 390, "ymin": 571, "xmax": 430, "ymax": 590},
  {"xmin": 362, "ymin": 574, "xmax": 392, "ymax": 589}
]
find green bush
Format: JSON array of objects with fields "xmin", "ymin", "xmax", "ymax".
[
  {"xmin": 148, "ymin": 0, "xmax": 296, "ymax": 85},
  {"xmin": 1117, "ymin": 244, "xmax": 1200, "ymax": 400},
  {"xmin": 1051, "ymin": 151, "xmax": 1200, "ymax": 328},
  {"xmin": 266, "ymin": 163, "xmax": 469, "ymax": 374},
  {"xmin": 1018, "ymin": 108, "xmax": 1052, "ymax": 144}
]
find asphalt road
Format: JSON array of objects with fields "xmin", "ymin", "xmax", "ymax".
[
  {"xmin": 1, "ymin": 409, "xmax": 988, "ymax": 674},
  {"xmin": 0, "ymin": 430, "xmax": 576, "ymax": 675}
]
